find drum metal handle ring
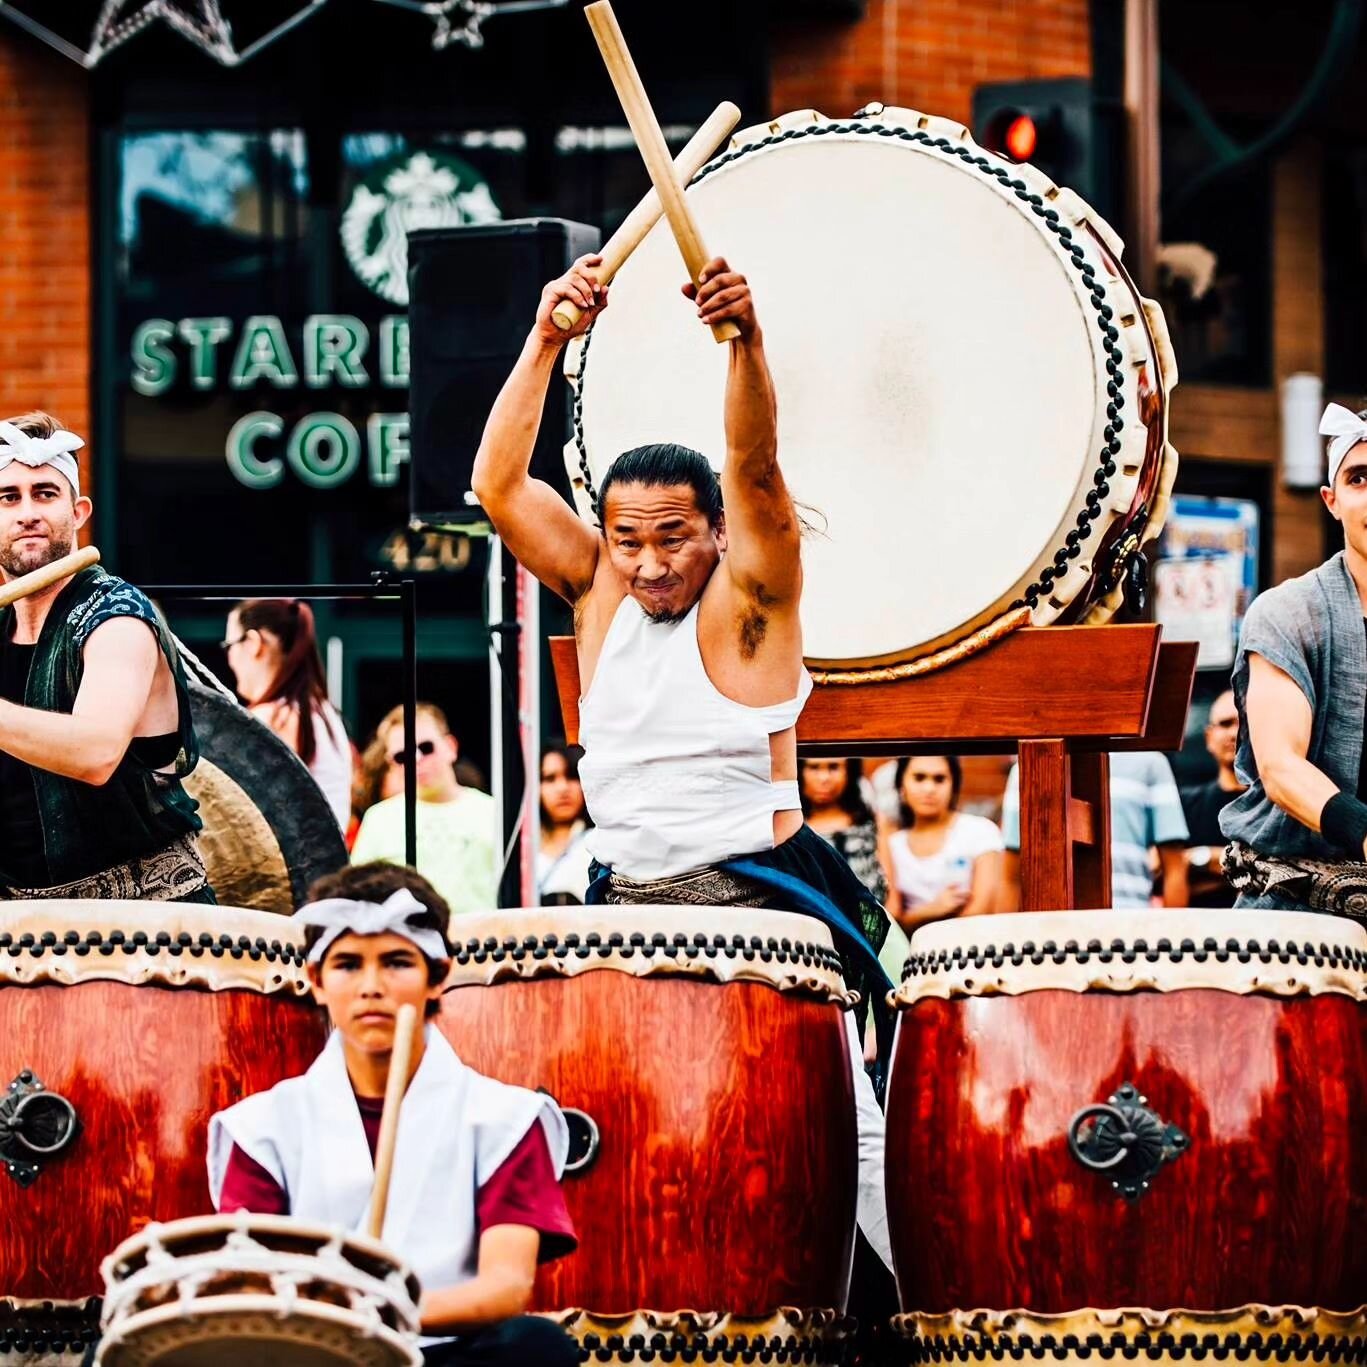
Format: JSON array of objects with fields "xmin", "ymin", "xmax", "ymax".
[
  {"xmin": 1, "ymin": 1070, "xmax": 81, "ymax": 1187},
  {"xmin": 1066, "ymin": 1081, "xmax": 1188, "ymax": 1202}
]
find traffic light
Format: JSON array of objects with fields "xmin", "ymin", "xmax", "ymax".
[{"xmin": 973, "ymin": 78, "xmax": 1118, "ymax": 218}]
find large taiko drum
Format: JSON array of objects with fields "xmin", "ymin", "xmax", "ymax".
[
  {"xmin": 564, "ymin": 105, "xmax": 1178, "ymax": 676},
  {"xmin": 0, "ymin": 902, "xmax": 327, "ymax": 1364},
  {"xmin": 886, "ymin": 910, "xmax": 1367, "ymax": 1364},
  {"xmin": 439, "ymin": 906, "xmax": 859, "ymax": 1363},
  {"xmin": 96, "ymin": 1213, "xmax": 421, "ymax": 1367}
]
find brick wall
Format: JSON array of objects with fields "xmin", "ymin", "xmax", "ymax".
[
  {"xmin": 770, "ymin": 0, "xmax": 1091, "ymax": 127},
  {"xmin": 0, "ymin": 37, "xmax": 90, "ymax": 448}
]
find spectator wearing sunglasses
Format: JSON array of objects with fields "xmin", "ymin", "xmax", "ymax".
[
  {"xmin": 349, "ymin": 702, "xmax": 498, "ymax": 914},
  {"xmin": 1179, "ymin": 689, "xmax": 1246, "ymax": 907}
]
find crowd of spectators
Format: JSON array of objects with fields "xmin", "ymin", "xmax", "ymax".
[{"xmin": 226, "ymin": 601, "xmax": 1240, "ymax": 983}]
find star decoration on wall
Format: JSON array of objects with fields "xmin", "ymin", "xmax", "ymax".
[{"xmin": 0, "ymin": 0, "xmax": 328, "ymax": 67}]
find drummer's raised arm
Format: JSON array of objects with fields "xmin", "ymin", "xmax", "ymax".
[
  {"xmin": 686, "ymin": 259, "xmax": 802, "ymax": 604},
  {"xmin": 471, "ymin": 256, "xmax": 605, "ymax": 605}
]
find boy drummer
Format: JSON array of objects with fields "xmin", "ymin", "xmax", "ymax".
[{"xmin": 207, "ymin": 863, "xmax": 579, "ymax": 1366}]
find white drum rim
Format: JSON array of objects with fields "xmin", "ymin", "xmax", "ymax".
[
  {"xmin": 95, "ymin": 1297, "xmax": 421, "ymax": 1367},
  {"xmin": 0, "ymin": 900, "xmax": 311, "ymax": 995},
  {"xmin": 443, "ymin": 904, "xmax": 854, "ymax": 1006},
  {"xmin": 565, "ymin": 105, "xmax": 1176, "ymax": 668},
  {"xmin": 101, "ymin": 1213, "xmax": 413, "ymax": 1290},
  {"xmin": 895, "ymin": 908, "xmax": 1367, "ymax": 1005}
]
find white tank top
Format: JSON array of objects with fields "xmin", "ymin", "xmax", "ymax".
[{"xmin": 577, "ymin": 597, "xmax": 813, "ymax": 879}]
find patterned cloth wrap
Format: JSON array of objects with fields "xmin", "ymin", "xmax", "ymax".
[
  {"xmin": 602, "ymin": 864, "xmax": 771, "ymax": 910},
  {"xmin": 1223, "ymin": 840, "xmax": 1367, "ymax": 923},
  {"xmin": 0, "ymin": 831, "xmax": 209, "ymax": 902}
]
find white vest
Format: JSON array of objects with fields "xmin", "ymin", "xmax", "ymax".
[
  {"xmin": 578, "ymin": 597, "xmax": 813, "ymax": 879},
  {"xmin": 207, "ymin": 1029, "xmax": 568, "ymax": 1343}
]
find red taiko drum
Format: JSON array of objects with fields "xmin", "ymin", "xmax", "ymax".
[
  {"xmin": 439, "ymin": 905, "xmax": 859, "ymax": 1364},
  {"xmin": 886, "ymin": 909, "xmax": 1367, "ymax": 1365},
  {"xmin": 0, "ymin": 901, "xmax": 327, "ymax": 1364}
]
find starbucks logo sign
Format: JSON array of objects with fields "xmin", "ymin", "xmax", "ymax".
[{"xmin": 341, "ymin": 149, "xmax": 501, "ymax": 306}]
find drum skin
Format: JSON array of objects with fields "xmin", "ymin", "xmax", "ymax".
[
  {"xmin": 886, "ymin": 989, "xmax": 1367, "ymax": 1314},
  {"xmin": 439, "ymin": 965, "xmax": 857, "ymax": 1325}
]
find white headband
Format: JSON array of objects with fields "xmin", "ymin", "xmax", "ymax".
[
  {"xmin": 0, "ymin": 421, "xmax": 83, "ymax": 497},
  {"xmin": 294, "ymin": 888, "xmax": 450, "ymax": 966},
  {"xmin": 1319, "ymin": 403, "xmax": 1367, "ymax": 486}
]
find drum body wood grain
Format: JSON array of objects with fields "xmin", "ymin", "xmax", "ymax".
[
  {"xmin": 0, "ymin": 902, "xmax": 325, "ymax": 1363},
  {"xmin": 439, "ymin": 906, "xmax": 859, "ymax": 1363},
  {"xmin": 885, "ymin": 910, "xmax": 1367, "ymax": 1365}
]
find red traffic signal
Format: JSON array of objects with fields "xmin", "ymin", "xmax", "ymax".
[{"xmin": 982, "ymin": 107, "xmax": 1039, "ymax": 163}]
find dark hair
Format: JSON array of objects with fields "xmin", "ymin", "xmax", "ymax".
[
  {"xmin": 595, "ymin": 443, "xmax": 723, "ymax": 529},
  {"xmin": 540, "ymin": 740, "xmax": 587, "ymax": 830},
  {"xmin": 303, "ymin": 862, "xmax": 452, "ymax": 1018},
  {"xmin": 799, "ymin": 757, "xmax": 873, "ymax": 825},
  {"xmin": 894, "ymin": 754, "xmax": 963, "ymax": 828},
  {"xmin": 235, "ymin": 599, "xmax": 331, "ymax": 766}
]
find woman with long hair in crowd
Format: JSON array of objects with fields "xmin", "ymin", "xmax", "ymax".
[
  {"xmin": 222, "ymin": 598, "xmax": 353, "ymax": 830},
  {"xmin": 885, "ymin": 755, "xmax": 1002, "ymax": 933},
  {"xmin": 539, "ymin": 741, "xmax": 592, "ymax": 903}
]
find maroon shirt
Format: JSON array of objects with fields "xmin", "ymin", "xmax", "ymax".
[{"xmin": 218, "ymin": 1093, "xmax": 576, "ymax": 1261}]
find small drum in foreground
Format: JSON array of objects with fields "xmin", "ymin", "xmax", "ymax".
[
  {"xmin": 439, "ymin": 906, "xmax": 859, "ymax": 1364},
  {"xmin": 565, "ymin": 104, "xmax": 1178, "ymax": 675},
  {"xmin": 96, "ymin": 1213, "xmax": 421, "ymax": 1367},
  {"xmin": 886, "ymin": 910, "xmax": 1367, "ymax": 1364},
  {"xmin": 0, "ymin": 902, "xmax": 328, "ymax": 1364}
]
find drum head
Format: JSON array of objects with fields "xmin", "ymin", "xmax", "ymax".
[
  {"xmin": 567, "ymin": 109, "xmax": 1173, "ymax": 668},
  {"xmin": 96, "ymin": 1300, "xmax": 419, "ymax": 1367}
]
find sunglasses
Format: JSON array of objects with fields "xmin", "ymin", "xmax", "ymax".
[{"xmin": 390, "ymin": 739, "xmax": 438, "ymax": 765}]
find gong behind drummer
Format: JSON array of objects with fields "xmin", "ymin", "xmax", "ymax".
[{"xmin": 472, "ymin": 254, "xmax": 893, "ymax": 1269}]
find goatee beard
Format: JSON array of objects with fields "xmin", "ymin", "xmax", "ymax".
[
  {"xmin": 0, "ymin": 536, "xmax": 72, "ymax": 579},
  {"xmin": 644, "ymin": 604, "xmax": 687, "ymax": 624}
]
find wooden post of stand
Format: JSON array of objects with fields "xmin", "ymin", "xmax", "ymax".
[{"xmin": 1019, "ymin": 741, "xmax": 1112, "ymax": 911}]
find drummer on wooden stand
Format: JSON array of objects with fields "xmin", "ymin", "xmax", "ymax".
[
  {"xmin": 0, "ymin": 412, "xmax": 214, "ymax": 903},
  {"xmin": 1222, "ymin": 402, "xmax": 1367, "ymax": 919},
  {"xmin": 207, "ymin": 862, "xmax": 580, "ymax": 1366},
  {"xmin": 471, "ymin": 255, "xmax": 895, "ymax": 1270}
]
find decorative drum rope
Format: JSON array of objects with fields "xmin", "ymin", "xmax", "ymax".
[
  {"xmin": 96, "ymin": 1213, "xmax": 421, "ymax": 1367},
  {"xmin": 564, "ymin": 104, "xmax": 1178, "ymax": 675},
  {"xmin": 887, "ymin": 910, "xmax": 1367, "ymax": 1366}
]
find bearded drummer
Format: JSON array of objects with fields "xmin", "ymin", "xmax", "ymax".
[
  {"xmin": 206, "ymin": 862, "xmax": 579, "ymax": 1366},
  {"xmin": 471, "ymin": 254, "xmax": 895, "ymax": 1269},
  {"xmin": 0, "ymin": 412, "xmax": 214, "ymax": 903},
  {"xmin": 1222, "ymin": 402, "xmax": 1367, "ymax": 919}
]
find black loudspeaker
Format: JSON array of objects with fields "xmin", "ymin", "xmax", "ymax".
[{"xmin": 408, "ymin": 219, "xmax": 602, "ymax": 530}]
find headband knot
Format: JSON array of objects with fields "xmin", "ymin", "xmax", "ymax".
[
  {"xmin": 293, "ymin": 888, "xmax": 449, "ymax": 966},
  {"xmin": 0, "ymin": 422, "xmax": 83, "ymax": 496},
  {"xmin": 1319, "ymin": 402, "xmax": 1367, "ymax": 485}
]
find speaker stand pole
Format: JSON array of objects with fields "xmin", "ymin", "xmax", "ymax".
[{"xmin": 487, "ymin": 535, "xmax": 540, "ymax": 908}]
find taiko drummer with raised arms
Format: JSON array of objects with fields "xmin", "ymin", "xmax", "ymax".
[
  {"xmin": 471, "ymin": 253, "xmax": 896, "ymax": 1270},
  {"xmin": 0, "ymin": 412, "xmax": 214, "ymax": 903}
]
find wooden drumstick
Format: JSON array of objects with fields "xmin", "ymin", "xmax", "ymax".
[
  {"xmin": 552, "ymin": 100, "xmax": 742, "ymax": 332},
  {"xmin": 0, "ymin": 545, "xmax": 99, "ymax": 609},
  {"xmin": 584, "ymin": 1, "xmax": 741, "ymax": 344},
  {"xmin": 368, "ymin": 1002, "xmax": 420, "ymax": 1242}
]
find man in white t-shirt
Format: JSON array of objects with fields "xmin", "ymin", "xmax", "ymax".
[
  {"xmin": 998, "ymin": 751, "xmax": 1190, "ymax": 909},
  {"xmin": 351, "ymin": 702, "xmax": 498, "ymax": 915}
]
